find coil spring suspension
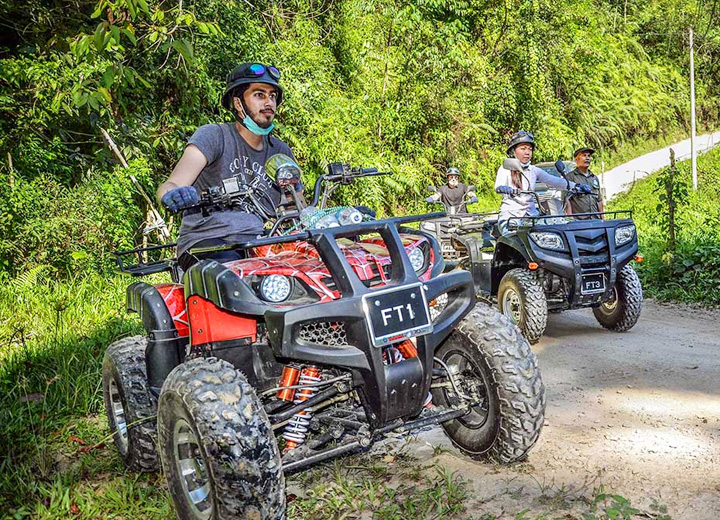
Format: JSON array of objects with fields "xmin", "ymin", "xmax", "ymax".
[{"xmin": 283, "ymin": 365, "xmax": 321, "ymax": 451}]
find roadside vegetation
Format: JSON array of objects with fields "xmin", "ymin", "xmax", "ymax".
[
  {"xmin": 609, "ymin": 147, "xmax": 720, "ymax": 304},
  {"xmin": 3, "ymin": 0, "xmax": 720, "ymax": 277}
]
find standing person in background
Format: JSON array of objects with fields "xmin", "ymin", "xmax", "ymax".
[
  {"xmin": 564, "ymin": 147, "xmax": 604, "ymax": 219},
  {"xmin": 495, "ymin": 131, "xmax": 592, "ymax": 234}
]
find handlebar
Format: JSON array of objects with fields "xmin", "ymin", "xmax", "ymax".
[
  {"xmin": 311, "ymin": 163, "xmax": 391, "ymax": 208},
  {"xmin": 168, "ymin": 162, "xmax": 390, "ymax": 238}
]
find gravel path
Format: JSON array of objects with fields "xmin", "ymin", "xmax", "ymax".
[
  {"xmin": 603, "ymin": 131, "xmax": 720, "ymax": 200},
  {"xmin": 410, "ymin": 300, "xmax": 720, "ymax": 519}
]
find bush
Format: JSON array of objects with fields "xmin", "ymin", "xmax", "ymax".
[
  {"xmin": 0, "ymin": 160, "xmax": 156, "ymax": 275},
  {"xmin": 610, "ymin": 147, "xmax": 720, "ymax": 304}
]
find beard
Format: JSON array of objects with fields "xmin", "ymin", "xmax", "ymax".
[{"xmin": 245, "ymin": 106, "xmax": 274, "ymax": 128}]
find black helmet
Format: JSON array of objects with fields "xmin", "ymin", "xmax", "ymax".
[
  {"xmin": 446, "ymin": 167, "xmax": 460, "ymax": 178},
  {"xmin": 221, "ymin": 63, "xmax": 283, "ymax": 111},
  {"xmin": 506, "ymin": 130, "xmax": 535, "ymax": 156}
]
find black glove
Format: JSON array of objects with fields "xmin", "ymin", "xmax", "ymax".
[
  {"xmin": 496, "ymin": 185, "xmax": 516, "ymax": 195},
  {"xmin": 575, "ymin": 184, "xmax": 593, "ymax": 194},
  {"xmin": 161, "ymin": 186, "xmax": 199, "ymax": 212}
]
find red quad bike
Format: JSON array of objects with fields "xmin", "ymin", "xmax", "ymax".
[{"xmin": 104, "ymin": 160, "xmax": 546, "ymax": 520}]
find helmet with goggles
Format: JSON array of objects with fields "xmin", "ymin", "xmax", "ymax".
[
  {"xmin": 221, "ymin": 63, "xmax": 283, "ymax": 111},
  {"xmin": 506, "ymin": 130, "xmax": 535, "ymax": 156}
]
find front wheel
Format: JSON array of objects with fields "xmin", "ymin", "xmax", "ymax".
[
  {"xmin": 498, "ymin": 268, "xmax": 547, "ymax": 344},
  {"xmin": 593, "ymin": 264, "xmax": 643, "ymax": 332},
  {"xmin": 158, "ymin": 357, "xmax": 285, "ymax": 520},
  {"xmin": 432, "ymin": 305, "xmax": 546, "ymax": 464}
]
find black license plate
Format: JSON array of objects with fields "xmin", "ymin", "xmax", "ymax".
[
  {"xmin": 581, "ymin": 273, "xmax": 606, "ymax": 294},
  {"xmin": 362, "ymin": 283, "xmax": 433, "ymax": 347}
]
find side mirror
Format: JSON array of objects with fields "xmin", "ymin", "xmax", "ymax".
[
  {"xmin": 503, "ymin": 158, "xmax": 524, "ymax": 171},
  {"xmin": 428, "ymin": 186, "xmax": 437, "ymax": 193},
  {"xmin": 554, "ymin": 159, "xmax": 567, "ymax": 177},
  {"xmin": 265, "ymin": 154, "xmax": 301, "ymax": 187}
]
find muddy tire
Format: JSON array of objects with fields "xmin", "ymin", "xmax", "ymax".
[
  {"xmin": 593, "ymin": 264, "xmax": 643, "ymax": 332},
  {"xmin": 158, "ymin": 357, "xmax": 285, "ymax": 520},
  {"xmin": 432, "ymin": 305, "xmax": 546, "ymax": 464},
  {"xmin": 498, "ymin": 268, "xmax": 547, "ymax": 344},
  {"xmin": 102, "ymin": 335, "xmax": 159, "ymax": 472}
]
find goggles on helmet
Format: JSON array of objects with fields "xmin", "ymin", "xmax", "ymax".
[{"xmin": 237, "ymin": 63, "xmax": 281, "ymax": 81}]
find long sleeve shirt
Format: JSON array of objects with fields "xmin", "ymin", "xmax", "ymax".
[{"xmin": 495, "ymin": 164, "xmax": 575, "ymax": 220}]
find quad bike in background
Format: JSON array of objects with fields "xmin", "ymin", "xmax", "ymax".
[
  {"xmin": 421, "ymin": 184, "xmax": 486, "ymax": 263},
  {"xmin": 103, "ymin": 159, "xmax": 546, "ymax": 519},
  {"xmin": 422, "ymin": 158, "xmax": 643, "ymax": 344}
]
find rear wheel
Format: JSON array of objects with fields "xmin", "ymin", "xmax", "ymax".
[
  {"xmin": 102, "ymin": 335, "xmax": 159, "ymax": 472},
  {"xmin": 498, "ymin": 268, "xmax": 547, "ymax": 344},
  {"xmin": 593, "ymin": 264, "xmax": 643, "ymax": 332},
  {"xmin": 158, "ymin": 357, "xmax": 285, "ymax": 520},
  {"xmin": 432, "ymin": 305, "xmax": 546, "ymax": 464}
]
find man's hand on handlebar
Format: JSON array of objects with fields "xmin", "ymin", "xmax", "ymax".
[
  {"xmin": 496, "ymin": 185, "xmax": 518, "ymax": 196},
  {"xmin": 161, "ymin": 186, "xmax": 199, "ymax": 212},
  {"xmin": 467, "ymin": 195, "xmax": 478, "ymax": 204}
]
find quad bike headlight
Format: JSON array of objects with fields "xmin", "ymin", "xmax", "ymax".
[
  {"xmin": 530, "ymin": 231, "xmax": 565, "ymax": 251},
  {"xmin": 259, "ymin": 275, "xmax": 292, "ymax": 303},
  {"xmin": 408, "ymin": 247, "xmax": 425, "ymax": 272},
  {"xmin": 615, "ymin": 225, "xmax": 636, "ymax": 246}
]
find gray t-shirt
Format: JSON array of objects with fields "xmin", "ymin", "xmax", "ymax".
[{"xmin": 177, "ymin": 123, "xmax": 295, "ymax": 257}]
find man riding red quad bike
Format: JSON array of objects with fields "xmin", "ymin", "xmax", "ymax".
[{"xmin": 104, "ymin": 159, "xmax": 546, "ymax": 519}]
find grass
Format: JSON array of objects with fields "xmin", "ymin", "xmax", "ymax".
[{"xmin": 591, "ymin": 126, "xmax": 701, "ymax": 171}]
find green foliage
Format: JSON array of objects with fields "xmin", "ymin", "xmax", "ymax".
[
  {"xmin": 610, "ymin": 146, "xmax": 720, "ymax": 303},
  {"xmin": 1, "ymin": 0, "xmax": 719, "ymax": 277},
  {"xmin": 0, "ymin": 272, "xmax": 142, "ymax": 513},
  {"xmin": 653, "ymin": 157, "xmax": 689, "ymax": 250},
  {"xmin": 0, "ymin": 159, "xmax": 155, "ymax": 274}
]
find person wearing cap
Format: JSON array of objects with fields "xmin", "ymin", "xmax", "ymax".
[
  {"xmin": 495, "ymin": 131, "xmax": 593, "ymax": 234},
  {"xmin": 156, "ymin": 63, "xmax": 301, "ymax": 270},
  {"xmin": 426, "ymin": 167, "xmax": 478, "ymax": 213},
  {"xmin": 564, "ymin": 147, "xmax": 603, "ymax": 219}
]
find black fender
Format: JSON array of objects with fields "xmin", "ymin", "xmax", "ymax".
[
  {"xmin": 491, "ymin": 241, "xmax": 529, "ymax": 295},
  {"xmin": 127, "ymin": 282, "xmax": 184, "ymax": 395}
]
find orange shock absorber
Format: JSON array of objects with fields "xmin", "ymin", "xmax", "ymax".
[
  {"xmin": 276, "ymin": 365, "xmax": 301, "ymax": 402},
  {"xmin": 283, "ymin": 366, "xmax": 321, "ymax": 451},
  {"xmin": 396, "ymin": 339, "xmax": 418, "ymax": 359}
]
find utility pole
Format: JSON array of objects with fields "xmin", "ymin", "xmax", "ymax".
[{"xmin": 690, "ymin": 27, "xmax": 697, "ymax": 190}]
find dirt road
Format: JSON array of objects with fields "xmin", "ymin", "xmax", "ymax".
[{"xmin": 413, "ymin": 300, "xmax": 720, "ymax": 518}]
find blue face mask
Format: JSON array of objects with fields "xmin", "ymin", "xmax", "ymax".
[{"xmin": 243, "ymin": 114, "xmax": 274, "ymax": 136}]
